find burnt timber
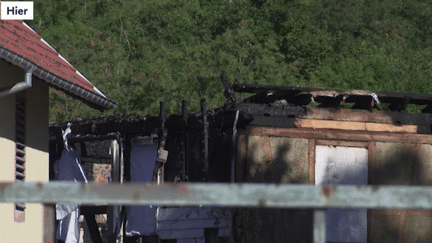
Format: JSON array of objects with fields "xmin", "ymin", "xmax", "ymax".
[
  {"xmin": 49, "ymin": 79, "xmax": 432, "ymax": 186},
  {"xmin": 49, "ymin": 81, "xmax": 432, "ymax": 179},
  {"xmin": 48, "ymin": 77, "xmax": 432, "ymax": 243}
]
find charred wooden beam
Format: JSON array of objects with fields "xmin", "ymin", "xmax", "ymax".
[
  {"xmin": 231, "ymin": 109, "xmax": 240, "ymax": 183},
  {"xmin": 68, "ymin": 134, "xmax": 120, "ymax": 143},
  {"xmin": 290, "ymin": 93, "xmax": 312, "ymax": 106},
  {"xmin": 238, "ymin": 103, "xmax": 306, "ymax": 117},
  {"xmin": 422, "ymin": 104, "xmax": 432, "ymax": 113},
  {"xmin": 220, "ymin": 72, "xmax": 237, "ymax": 103},
  {"xmin": 233, "ymin": 83, "xmax": 335, "ymax": 94},
  {"xmin": 234, "ymin": 83, "xmax": 432, "ymax": 105},
  {"xmin": 247, "ymin": 116, "xmax": 297, "ymax": 127},
  {"xmin": 158, "ymin": 101, "xmax": 167, "ymax": 149},
  {"xmin": 83, "ymin": 213, "xmax": 103, "ymax": 243},
  {"xmin": 49, "ymin": 114, "xmax": 160, "ymax": 138},
  {"xmin": 157, "ymin": 101, "xmax": 168, "ymax": 182},
  {"xmin": 389, "ymin": 98, "xmax": 408, "ymax": 112},
  {"xmin": 316, "ymin": 95, "xmax": 346, "ymax": 109},
  {"xmin": 81, "ymin": 206, "xmax": 107, "ymax": 215},
  {"xmin": 181, "ymin": 100, "xmax": 188, "ymax": 181},
  {"xmin": 351, "ymin": 96, "xmax": 376, "ymax": 111},
  {"xmin": 243, "ymin": 91, "xmax": 280, "ymax": 104},
  {"xmin": 201, "ymin": 98, "xmax": 209, "ymax": 181}
]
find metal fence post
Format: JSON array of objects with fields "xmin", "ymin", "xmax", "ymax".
[{"xmin": 313, "ymin": 210, "xmax": 325, "ymax": 243}]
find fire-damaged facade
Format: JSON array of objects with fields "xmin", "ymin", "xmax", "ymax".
[{"xmin": 50, "ymin": 75, "xmax": 432, "ymax": 242}]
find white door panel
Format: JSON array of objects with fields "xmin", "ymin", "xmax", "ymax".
[{"xmin": 315, "ymin": 145, "xmax": 368, "ymax": 243}]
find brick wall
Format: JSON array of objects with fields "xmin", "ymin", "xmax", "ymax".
[
  {"xmin": 80, "ymin": 163, "xmax": 111, "ymax": 243},
  {"xmin": 92, "ymin": 163, "xmax": 111, "ymax": 183}
]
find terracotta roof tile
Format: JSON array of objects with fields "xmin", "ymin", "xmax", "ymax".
[{"xmin": 0, "ymin": 20, "xmax": 116, "ymax": 109}]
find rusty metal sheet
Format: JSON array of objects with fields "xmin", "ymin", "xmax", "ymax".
[{"xmin": 0, "ymin": 182, "xmax": 432, "ymax": 209}]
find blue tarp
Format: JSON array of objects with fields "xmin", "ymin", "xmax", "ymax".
[
  {"xmin": 54, "ymin": 149, "xmax": 88, "ymax": 243},
  {"xmin": 125, "ymin": 143, "xmax": 158, "ymax": 237}
]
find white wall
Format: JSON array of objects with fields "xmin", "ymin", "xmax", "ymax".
[{"xmin": 0, "ymin": 59, "xmax": 49, "ymax": 242}]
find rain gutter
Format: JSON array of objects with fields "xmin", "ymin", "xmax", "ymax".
[
  {"xmin": 0, "ymin": 68, "xmax": 33, "ymax": 98},
  {"xmin": 0, "ymin": 46, "xmax": 117, "ymax": 110}
]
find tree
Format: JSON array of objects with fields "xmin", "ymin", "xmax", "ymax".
[{"xmin": 26, "ymin": 0, "xmax": 432, "ymax": 121}]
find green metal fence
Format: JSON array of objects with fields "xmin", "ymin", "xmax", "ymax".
[{"xmin": 3, "ymin": 182, "xmax": 432, "ymax": 242}]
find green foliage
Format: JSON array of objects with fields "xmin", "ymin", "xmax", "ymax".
[{"xmin": 25, "ymin": 0, "xmax": 432, "ymax": 121}]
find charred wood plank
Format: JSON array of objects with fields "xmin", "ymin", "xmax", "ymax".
[
  {"xmin": 234, "ymin": 83, "xmax": 432, "ymax": 105},
  {"xmin": 201, "ymin": 98, "xmax": 209, "ymax": 181},
  {"xmin": 181, "ymin": 100, "xmax": 188, "ymax": 181},
  {"xmin": 243, "ymin": 91, "xmax": 280, "ymax": 104},
  {"xmin": 418, "ymin": 125, "xmax": 432, "ymax": 134},
  {"xmin": 247, "ymin": 116, "xmax": 297, "ymax": 127},
  {"xmin": 422, "ymin": 104, "xmax": 432, "ymax": 113},
  {"xmin": 389, "ymin": 99, "xmax": 409, "ymax": 112},
  {"xmin": 351, "ymin": 96, "xmax": 376, "ymax": 110},
  {"xmin": 83, "ymin": 213, "xmax": 103, "ymax": 243},
  {"xmin": 238, "ymin": 103, "xmax": 306, "ymax": 117},
  {"xmin": 290, "ymin": 93, "xmax": 312, "ymax": 106},
  {"xmin": 316, "ymin": 95, "xmax": 346, "ymax": 108},
  {"xmin": 233, "ymin": 83, "xmax": 335, "ymax": 94},
  {"xmin": 220, "ymin": 72, "xmax": 237, "ymax": 103},
  {"xmin": 81, "ymin": 206, "xmax": 107, "ymax": 215}
]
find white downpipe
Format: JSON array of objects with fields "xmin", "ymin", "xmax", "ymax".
[{"xmin": 0, "ymin": 70, "xmax": 33, "ymax": 98}]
